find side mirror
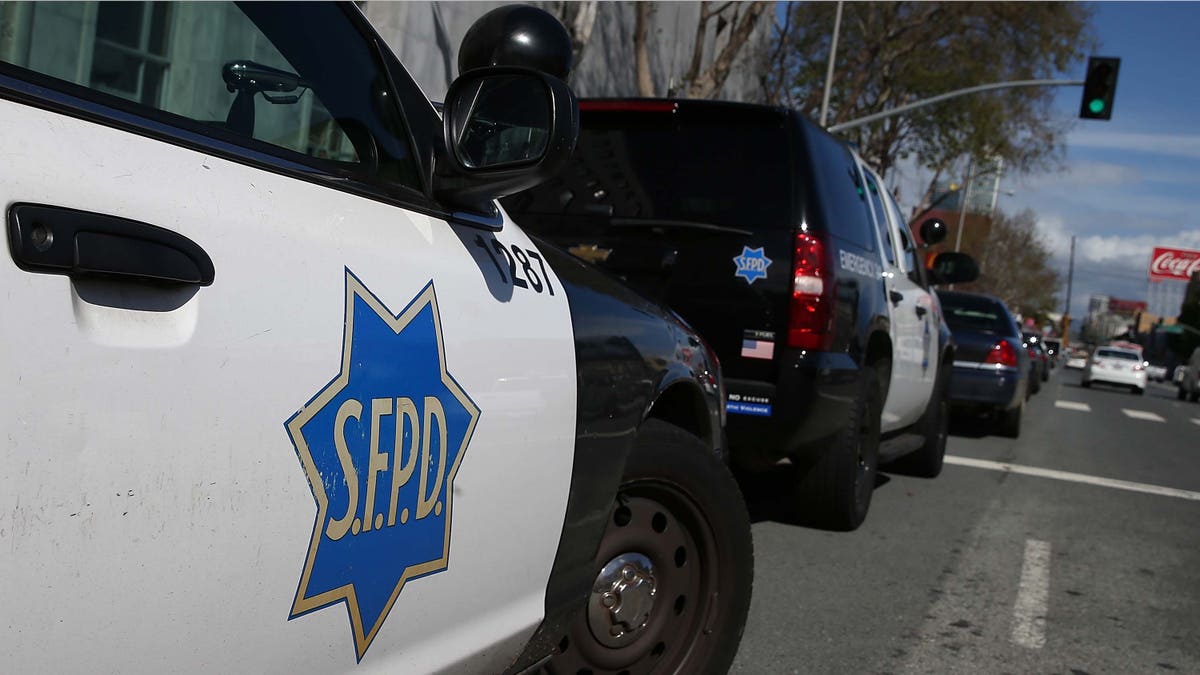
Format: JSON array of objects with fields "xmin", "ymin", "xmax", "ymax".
[
  {"xmin": 927, "ymin": 251, "xmax": 979, "ymax": 285},
  {"xmin": 434, "ymin": 67, "xmax": 578, "ymax": 216},
  {"xmin": 918, "ymin": 218, "xmax": 948, "ymax": 246}
]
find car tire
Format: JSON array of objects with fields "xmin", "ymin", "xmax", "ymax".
[
  {"xmin": 1030, "ymin": 373, "xmax": 1041, "ymax": 395},
  {"xmin": 792, "ymin": 363, "xmax": 882, "ymax": 531},
  {"xmin": 999, "ymin": 399, "xmax": 1022, "ymax": 439},
  {"xmin": 1179, "ymin": 386, "xmax": 1187, "ymax": 401},
  {"xmin": 551, "ymin": 419, "xmax": 753, "ymax": 675},
  {"xmin": 1133, "ymin": 386, "xmax": 1144, "ymax": 395},
  {"xmin": 892, "ymin": 371, "xmax": 948, "ymax": 479},
  {"xmin": 1081, "ymin": 378, "xmax": 1091, "ymax": 389},
  {"xmin": 1041, "ymin": 368, "xmax": 1049, "ymax": 382},
  {"xmin": 1190, "ymin": 388, "xmax": 1200, "ymax": 403}
]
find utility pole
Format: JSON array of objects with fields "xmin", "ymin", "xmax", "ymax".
[
  {"xmin": 818, "ymin": 1, "xmax": 844, "ymax": 127},
  {"xmin": 1062, "ymin": 235, "xmax": 1076, "ymax": 341}
]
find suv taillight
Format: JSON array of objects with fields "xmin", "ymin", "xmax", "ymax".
[
  {"xmin": 787, "ymin": 233, "xmax": 834, "ymax": 350},
  {"xmin": 986, "ymin": 340, "xmax": 1019, "ymax": 367}
]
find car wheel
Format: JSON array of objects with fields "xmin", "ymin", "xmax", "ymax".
[
  {"xmin": 1081, "ymin": 378, "xmax": 1091, "ymax": 389},
  {"xmin": 1179, "ymin": 386, "xmax": 1187, "ymax": 401},
  {"xmin": 999, "ymin": 399, "xmax": 1022, "ymax": 438},
  {"xmin": 792, "ymin": 363, "xmax": 882, "ymax": 531},
  {"xmin": 1041, "ymin": 368, "xmax": 1049, "ymax": 382},
  {"xmin": 1030, "ymin": 374, "xmax": 1041, "ymax": 395},
  {"xmin": 551, "ymin": 420, "xmax": 753, "ymax": 675},
  {"xmin": 1133, "ymin": 386, "xmax": 1144, "ymax": 395},
  {"xmin": 892, "ymin": 371, "xmax": 948, "ymax": 478},
  {"xmin": 1190, "ymin": 388, "xmax": 1200, "ymax": 403}
]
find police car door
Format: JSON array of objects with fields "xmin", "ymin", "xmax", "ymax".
[
  {"xmin": 0, "ymin": 3, "xmax": 575, "ymax": 672},
  {"xmin": 882, "ymin": 187, "xmax": 938, "ymax": 411},
  {"xmin": 863, "ymin": 170, "xmax": 927, "ymax": 432}
]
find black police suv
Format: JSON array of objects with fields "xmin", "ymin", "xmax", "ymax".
[{"xmin": 504, "ymin": 98, "xmax": 975, "ymax": 530}]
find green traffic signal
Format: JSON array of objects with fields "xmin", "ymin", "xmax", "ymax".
[{"xmin": 1079, "ymin": 56, "xmax": 1119, "ymax": 121}]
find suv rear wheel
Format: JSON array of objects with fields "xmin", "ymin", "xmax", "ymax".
[
  {"xmin": 549, "ymin": 420, "xmax": 753, "ymax": 674},
  {"xmin": 792, "ymin": 364, "xmax": 883, "ymax": 531}
]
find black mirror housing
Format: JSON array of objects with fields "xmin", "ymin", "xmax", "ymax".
[
  {"xmin": 928, "ymin": 251, "xmax": 979, "ymax": 285},
  {"xmin": 458, "ymin": 4, "xmax": 574, "ymax": 80},
  {"xmin": 918, "ymin": 218, "xmax": 948, "ymax": 246},
  {"xmin": 435, "ymin": 66, "xmax": 578, "ymax": 215}
]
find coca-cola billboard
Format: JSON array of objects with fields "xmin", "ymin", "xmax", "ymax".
[{"xmin": 1149, "ymin": 247, "xmax": 1200, "ymax": 281}]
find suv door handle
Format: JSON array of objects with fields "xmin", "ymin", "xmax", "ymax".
[
  {"xmin": 8, "ymin": 203, "xmax": 215, "ymax": 286},
  {"xmin": 915, "ymin": 305, "xmax": 928, "ymax": 318},
  {"xmin": 889, "ymin": 290, "xmax": 903, "ymax": 305}
]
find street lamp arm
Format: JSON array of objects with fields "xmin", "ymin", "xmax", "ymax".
[{"xmin": 827, "ymin": 78, "xmax": 1085, "ymax": 132}]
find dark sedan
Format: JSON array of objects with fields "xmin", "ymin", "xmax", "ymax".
[
  {"xmin": 937, "ymin": 291, "xmax": 1031, "ymax": 438},
  {"xmin": 1022, "ymin": 332, "xmax": 1050, "ymax": 391}
]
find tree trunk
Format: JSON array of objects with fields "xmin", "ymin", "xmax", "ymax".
[
  {"xmin": 634, "ymin": 2, "xmax": 656, "ymax": 96},
  {"xmin": 685, "ymin": 1, "xmax": 769, "ymax": 99}
]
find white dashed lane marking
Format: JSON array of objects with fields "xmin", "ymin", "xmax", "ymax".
[
  {"xmin": 1121, "ymin": 409, "xmax": 1166, "ymax": 422},
  {"xmin": 1193, "ymin": 418, "xmax": 1200, "ymax": 426},
  {"xmin": 944, "ymin": 456, "xmax": 1200, "ymax": 501},
  {"xmin": 1011, "ymin": 539, "xmax": 1051, "ymax": 649},
  {"xmin": 1054, "ymin": 400, "xmax": 1091, "ymax": 412}
]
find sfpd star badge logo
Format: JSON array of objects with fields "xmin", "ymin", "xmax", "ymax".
[
  {"xmin": 733, "ymin": 246, "xmax": 772, "ymax": 284},
  {"xmin": 285, "ymin": 270, "xmax": 480, "ymax": 661}
]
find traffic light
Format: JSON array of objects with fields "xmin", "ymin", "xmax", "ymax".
[{"xmin": 1079, "ymin": 56, "xmax": 1120, "ymax": 120}]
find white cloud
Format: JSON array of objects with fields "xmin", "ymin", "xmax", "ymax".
[
  {"xmin": 1068, "ymin": 130, "xmax": 1200, "ymax": 161},
  {"xmin": 1037, "ymin": 213, "xmax": 1200, "ymax": 272},
  {"xmin": 1034, "ymin": 161, "xmax": 1144, "ymax": 188}
]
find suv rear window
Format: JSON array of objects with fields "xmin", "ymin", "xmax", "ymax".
[
  {"xmin": 938, "ymin": 294, "xmax": 1014, "ymax": 335},
  {"xmin": 1096, "ymin": 349, "xmax": 1139, "ymax": 360},
  {"xmin": 504, "ymin": 107, "xmax": 793, "ymax": 230}
]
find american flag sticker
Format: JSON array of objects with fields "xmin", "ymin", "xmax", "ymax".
[{"xmin": 741, "ymin": 339, "xmax": 774, "ymax": 360}]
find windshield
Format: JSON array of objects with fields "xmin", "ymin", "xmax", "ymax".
[{"xmin": 503, "ymin": 109, "xmax": 793, "ymax": 230}]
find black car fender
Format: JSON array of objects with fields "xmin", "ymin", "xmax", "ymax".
[{"xmin": 504, "ymin": 237, "xmax": 724, "ymax": 673}]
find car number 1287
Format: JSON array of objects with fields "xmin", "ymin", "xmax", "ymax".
[{"xmin": 475, "ymin": 234, "xmax": 555, "ymax": 295}]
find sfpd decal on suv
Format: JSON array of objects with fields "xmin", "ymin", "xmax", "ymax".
[
  {"xmin": 285, "ymin": 270, "xmax": 480, "ymax": 661},
  {"xmin": 733, "ymin": 246, "xmax": 772, "ymax": 285}
]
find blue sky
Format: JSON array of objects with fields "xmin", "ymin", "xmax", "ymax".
[{"xmin": 896, "ymin": 2, "xmax": 1200, "ymax": 327}]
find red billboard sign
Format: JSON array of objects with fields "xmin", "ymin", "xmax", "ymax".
[
  {"xmin": 1149, "ymin": 246, "xmax": 1200, "ymax": 281},
  {"xmin": 1107, "ymin": 297, "xmax": 1146, "ymax": 314}
]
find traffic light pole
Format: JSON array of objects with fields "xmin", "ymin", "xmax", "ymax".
[{"xmin": 827, "ymin": 79, "xmax": 1084, "ymax": 133}]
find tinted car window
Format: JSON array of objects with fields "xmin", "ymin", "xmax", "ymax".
[
  {"xmin": 0, "ymin": 1, "xmax": 421, "ymax": 188},
  {"xmin": 507, "ymin": 109, "xmax": 793, "ymax": 230},
  {"xmin": 864, "ymin": 172, "xmax": 896, "ymax": 265},
  {"xmin": 1096, "ymin": 349, "xmax": 1139, "ymax": 360},
  {"xmin": 800, "ymin": 122, "xmax": 875, "ymax": 250},
  {"xmin": 938, "ymin": 295, "xmax": 1015, "ymax": 335},
  {"xmin": 883, "ymin": 189, "xmax": 924, "ymax": 279}
]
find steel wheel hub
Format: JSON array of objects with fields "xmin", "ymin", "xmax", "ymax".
[{"xmin": 587, "ymin": 552, "xmax": 657, "ymax": 647}]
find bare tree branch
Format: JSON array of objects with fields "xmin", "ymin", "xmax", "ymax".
[{"xmin": 685, "ymin": 1, "xmax": 769, "ymax": 98}]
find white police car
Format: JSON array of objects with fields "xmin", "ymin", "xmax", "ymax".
[{"xmin": 0, "ymin": 3, "xmax": 750, "ymax": 673}]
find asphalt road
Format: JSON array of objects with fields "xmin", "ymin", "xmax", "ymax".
[{"xmin": 730, "ymin": 365, "xmax": 1200, "ymax": 674}]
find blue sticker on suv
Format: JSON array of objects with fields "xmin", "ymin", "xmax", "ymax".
[
  {"xmin": 733, "ymin": 246, "xmax": 772, "ymax": 284},
  {"xmin": 285, "ymin": 270, "xmax": 480, "ymax": 661}
]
